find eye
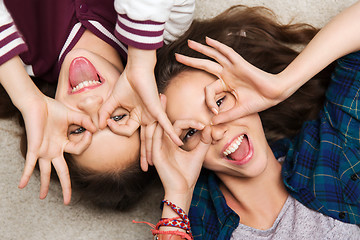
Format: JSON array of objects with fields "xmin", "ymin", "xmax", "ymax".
[
  {"xmin": 111, "ymin": 114, "xmax": 127, "ymax": 122},
  {"xmin": 183, "ymin": 128, "xmax": 198, "ymax": 142},
  {"xmin": 69, "ymin": 126, "xmax": 86, "ymax": 135},
  {"xmin": 216, "ymin": 96, "xmax": 226, "ymax": 107}
]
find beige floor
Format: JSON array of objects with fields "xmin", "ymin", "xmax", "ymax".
[{"xmin": 0, "ymin": 0, "xmax": 357, "ymax": 239}]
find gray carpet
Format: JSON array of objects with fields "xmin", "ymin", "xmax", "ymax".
[{"xmin": 0, "ymin": 0, "xmax": 357, "ymax": 239}]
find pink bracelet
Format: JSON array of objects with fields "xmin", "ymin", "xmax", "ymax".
[{"xmin": 152, "ymin": 229, "xmax": 192, "ymax": 240}]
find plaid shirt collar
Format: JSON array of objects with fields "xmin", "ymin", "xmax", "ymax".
[{"xmin": 189, "ymin": 170, "xmax": 239, "ymax": 240}]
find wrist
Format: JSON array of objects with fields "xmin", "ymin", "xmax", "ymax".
[
  {"xmin": 16, "ymin": 89, "xmax": 46, "ymax": 113},
  {"xmin": 158, "ymin": 199, "xmax": 193, "ymax": 240},
  {"xmin": 0, "ymin": 56, "xmax": 44, "ymax": 110},
  {"xmin": 127, "ymin": 46, "xmax": 156, "ymax": 70},
  {"xmin": 274, "ymin": 71, "xmax": 300, "ymax": 102},
  {"xmin": 162, "ymin": 192, "xmax": 193, "ymax": 216}
]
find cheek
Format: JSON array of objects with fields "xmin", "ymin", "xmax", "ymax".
[{"xmin": 202, "ymin": 147, "xmax": 219, "ymax": 170}]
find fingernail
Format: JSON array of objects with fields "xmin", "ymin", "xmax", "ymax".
[{"xmin": 212, "ymin": 108, "xmax": 218, "ymax": 115}]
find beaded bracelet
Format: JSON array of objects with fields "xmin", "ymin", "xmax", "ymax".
[
  {"xmin": 132, "ymin": 200, "xmax": 193, "ymax": 240},
  {"xmin": 156, "ymin": 218, "xmax": 189, "ymax": 232},
  {"xmin": 161, "ymin": 200, "xmax": 191, "ymax": 230}
]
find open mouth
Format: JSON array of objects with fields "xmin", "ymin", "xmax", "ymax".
[
  {"xmin": 68, "ymin": 57, "xmax": 104, "ymax": 94},
  {"xmin": 223, "ymin": 134, "xmax": 253, "ymax": 165}
]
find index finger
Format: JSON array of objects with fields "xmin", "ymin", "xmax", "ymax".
[
  {"xmin": 98, "ymin": 96, "xmax": 119, "ymax": 129},
  {"xmin": 68, "ymin": 111, "xmax": 96, "ymax": 133},
  {"xmin": 156, "ymin": 110, "xmax": 183, "ymax": 146},
  {"xmin": 191, "ymin": 125, "xmax": 211, "ymax": 161},
  {"xmin": 205, "ymin": 78, "xmax": 229, "ymax": 115}
]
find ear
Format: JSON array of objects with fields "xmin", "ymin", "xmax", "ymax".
[{"xmin": 64, "ymin": 131, "xmax": 92, "ymax": 155}]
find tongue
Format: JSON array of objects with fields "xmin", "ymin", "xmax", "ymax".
[
  {"xmin": 229, "ymin": 137, "xmax": 249, "ymax": 161},
  {"xmin": 69, "ymin": 57, "xmax": 98, "ymax": 88}
]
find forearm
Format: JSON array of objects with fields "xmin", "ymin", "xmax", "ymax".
[
  {"xmin": 279, "ymin": 1, "xmax": 360, "ymax": 98},
  {"xmin": 0, "ymin": 56, "xmax": 43, "ymax": 110}
]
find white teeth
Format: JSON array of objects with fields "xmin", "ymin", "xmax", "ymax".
[
  {"xmin": 72, "ymin": 80, "xmax": 101, "ymax": 92},
  {"xmin": 223, "ymin": 135, "xmax": 245, "ymax": 156}
]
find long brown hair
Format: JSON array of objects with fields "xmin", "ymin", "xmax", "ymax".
[{"xmin": 156, "ymin": 5, "xmax": 333, "ymax": 142}]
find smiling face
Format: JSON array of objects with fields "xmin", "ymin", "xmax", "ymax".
[
  {"xmin": 55, "ymin": 48, "xmax": 140, "ymax": 173},
  {"xmin": 164, "ymin": 70, "xmax": 272, "ymax": 179}
]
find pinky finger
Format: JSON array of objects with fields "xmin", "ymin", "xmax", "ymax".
[
  {"xmin": 205, "ymin": 37, "xmax": 239, "ymax": 64},
  {"xmin": 18, "ymin": 151, "xmax": 38, "ymax": 189}
]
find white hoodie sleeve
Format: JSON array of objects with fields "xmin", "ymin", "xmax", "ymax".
[
  {"xmin": 0, "ymin": 0, "xmax": 27, "ymax": 65},
  {"xmin": 114, "ymin": 0, "xmax": 195, "ymax": 50}
]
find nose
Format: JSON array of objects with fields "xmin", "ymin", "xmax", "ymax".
[
  {"xmin": 210, "ymin": 124, "xmax": 227, "ymax": 144},
  {"xmin": 77, "ymin": 95, "xmax": 103, "ymax": 128}
]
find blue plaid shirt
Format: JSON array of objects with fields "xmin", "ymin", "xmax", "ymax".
[{"xmin": 188, "ymin": 51, "xmax": 360, "ymax": 240}]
